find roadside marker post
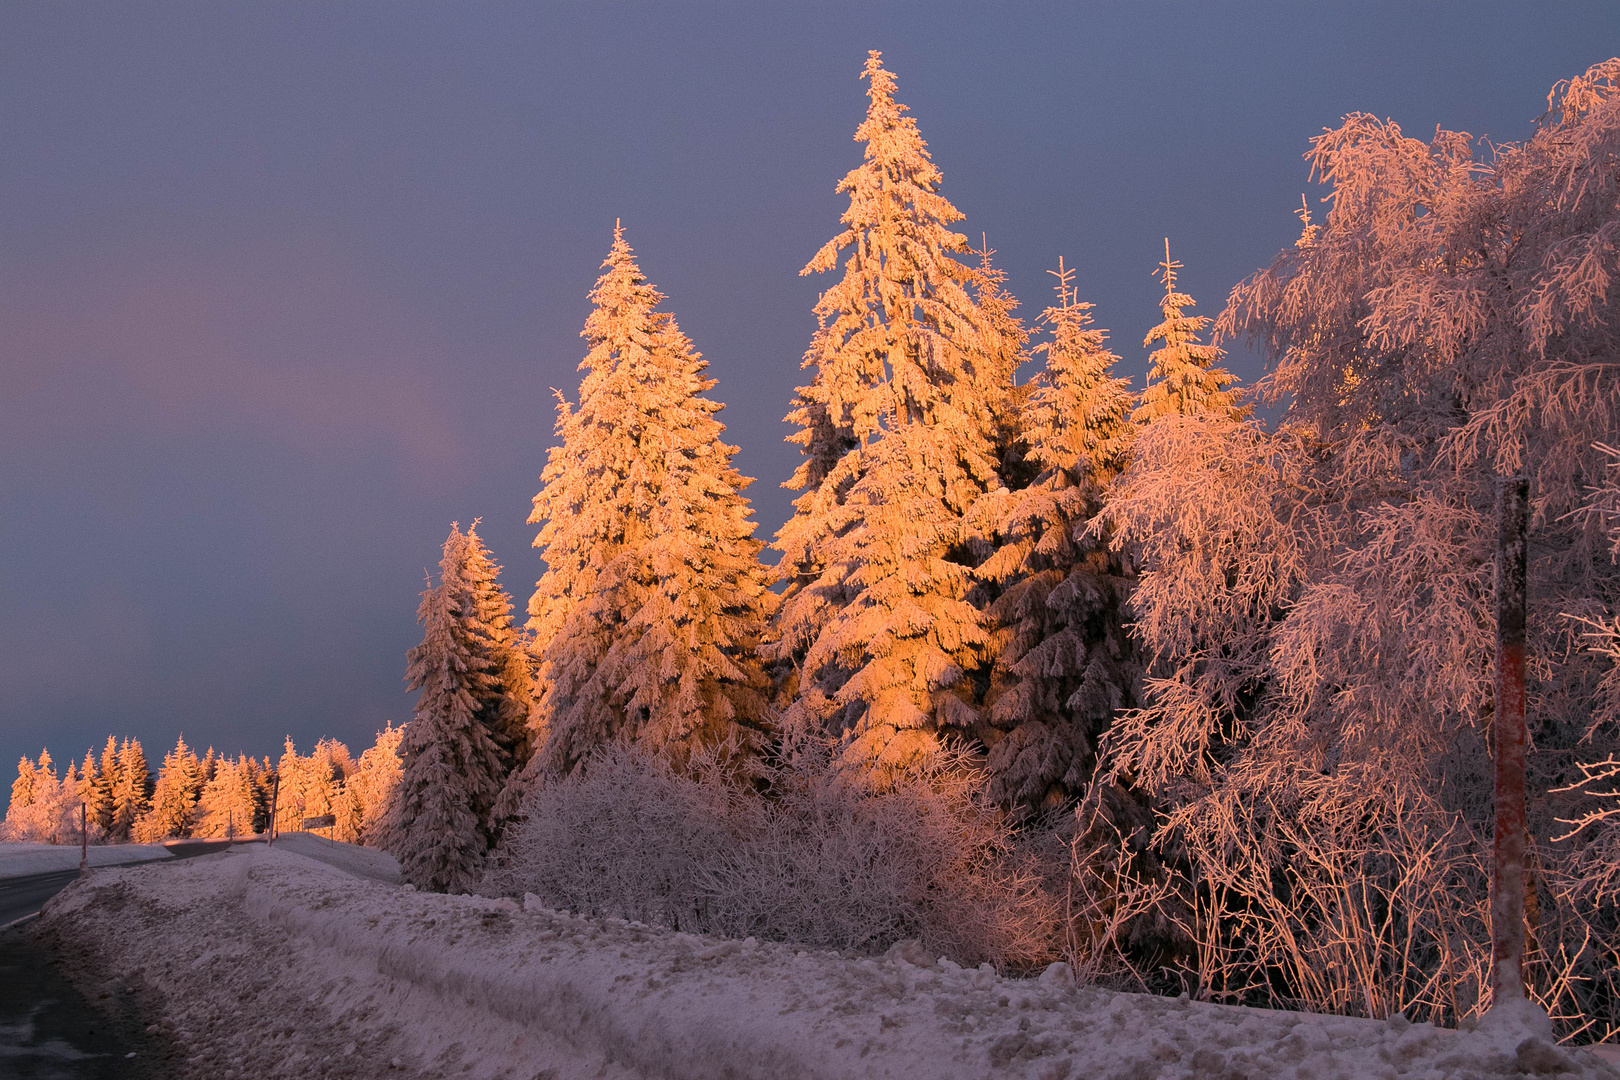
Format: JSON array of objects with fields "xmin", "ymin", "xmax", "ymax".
[
  {"xmin": 80, "ymin": 803, "xmax": 88, "ymax": 871},
  {"xmin": 268, "ymin": 774, "xmax": 280, "ymax": 848}
]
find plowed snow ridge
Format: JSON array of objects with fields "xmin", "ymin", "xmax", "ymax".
[{"xmin": 34, "ymin": 846, "xmax": 1620, "ymax": 1079}]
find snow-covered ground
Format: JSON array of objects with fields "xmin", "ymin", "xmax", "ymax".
[
  {"xmin": 267, "ymin": 831, "xmax": 402, "ymax": 884},
  {"xmin": 31, "ymin": 845, "xmax": 1620, "ymax": 1080},
  {"xmin": 0, "ymin": 840, "xmax": 174, "ymax": 878}
]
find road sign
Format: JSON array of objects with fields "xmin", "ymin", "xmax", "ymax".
[{"xmin": 302, "ymin": 814, "xmax": 337, "ymax": 830}]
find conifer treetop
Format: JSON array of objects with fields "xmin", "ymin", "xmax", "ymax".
[{"xmin": 1132, "ymin": 239, "xmax": 1247, "ymax": 424}]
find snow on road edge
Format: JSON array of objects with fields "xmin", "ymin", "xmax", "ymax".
[
  {"xmin": 0, "ymin": 840, "xmax": 173, "ymax": 878},
  {"xmin": 34, "ymin": 846, "xmax": 1620, "ymax": 1080}
]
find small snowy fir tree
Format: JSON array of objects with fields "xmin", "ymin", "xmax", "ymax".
[
  {"xmin": 392, "ymin": 525, "xmax": 510, "ymax": 891},
  {"xmin": 771, "ymin": 51, "xmax": 1006, "ymax": 767},
  {"xmin": 1131, "ymin": 240, "xmax": 1245, "ymax": 423},
  {"xmin": 525, "ymin": 226, "xmax": 773, "ymax": 779},
  {"xmin": 975, "ymin": 260, "xmax": 1140, "ymax": 817}
]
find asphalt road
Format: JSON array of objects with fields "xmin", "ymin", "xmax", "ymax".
[
  {"xmin": 0, "ymin": 870, "xmax": 81, "ymax": 928},
  {"xmin": 0, "ymin": 838, "xmax": 252, "ymax": 928},
  {"xmin": 0, "ymin": 839, "xmax": 248, "ymax": 1078}
]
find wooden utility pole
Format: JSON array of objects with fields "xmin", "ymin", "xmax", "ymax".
[{"xmin": 1491, "ymin": 474, "xmax": 1530, "ymax": 1003}]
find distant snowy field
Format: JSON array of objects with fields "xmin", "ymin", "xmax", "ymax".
[
  {"xmin": 32, "ymin": 845, "xmax": 1620, "ymax": 1080},
  {"xmin": 0, "ymin": 840, "xmax": 174, "ymax": 878}
]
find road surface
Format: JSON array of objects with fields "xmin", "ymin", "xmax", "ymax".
[{"xmin": 0, "ymin": 838, "xmax": 251, "ymax": 1078}]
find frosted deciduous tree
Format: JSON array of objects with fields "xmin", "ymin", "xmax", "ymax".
[
  {"xmin": 770, "ymin": 52, "xmax": 1006, "ymax": 767},
  {"xmin": 1131, "ymin": 241, "xmax": 1245, "ymax": 424},
  {"xmin": 526, "ymin": 227, "xmax": 773, "ymax": 779},
  {"xmin": 975, "ymin": 261, "xmax": 1140, "ymax": 817},
  {"xmin": 1094, "ymin": 60, "xmax": 1620, "ymax": 1032},
  {"xmin": 392, "ymin": 526, "xmax": 510, "ymax": 891}
]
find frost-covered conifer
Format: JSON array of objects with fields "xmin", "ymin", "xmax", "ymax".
[
  {"xmin": 137, "ymin": 735, "xmax": 202, "ymax": 840},
  {"xmin": 975, "ymin": 261, "xmax": 1140, "ymax": 816},
  {"xmin": 458, "ymin": 524, "xmax": 539, "ymax": 822},
  {"xmin": 91, "ymin": 736, "xmax": 118, "ymax": 835},
  {"xmin": 771, "ymin": 52, "xmax": 1005, "ymax": 766},
  {"xmin": 347, "ymin": 723, "xmax": 405, "ymax": 848},
  {"xmin": 111, "ymin": 739, "xmax": 151, "ymax": 842},
  {"xmin": 1131, "ymin": 241, "xmax": 1245, "ymax": 424},
  {"xmin": 525, "ymin": 227, "xmax": 772, "ymax": 778},
  {"xmin": 392, "ymin": 526, "xmax": 509, "ymax": 891},
  {"xmin": 10, "ymin": 756, "xmax": 35, "ymax": 812},
  {"xmin": 193, "ymin": 755, "xmax": 265, "ymax": 838}
]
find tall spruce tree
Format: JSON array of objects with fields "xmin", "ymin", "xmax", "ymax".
[
  {"xmin": 975, "ymin": 261, "xmax": 1140, "ymax": 817},
  {"xmin": 393, "ymin": 525, "xmax": 510, "ymax": 891},
  {"xmin": 111, "ymin": 739, "xmax": 150, "ymax": 842},
  {"xmin": 1132, "ymin": 240, "xmax": 1245, "ymax": 423},
  {"xmin": 138, "ymin": 735, "xmax": 202, "ymax": 840},
  {"xmin": 770, "ymin": 51, "xmax": 1005, "ymax": 767},
  {"xmin": 461, "ymin": 524, "xmax": 539, "ymax": 822},
  {"xmin": 91, "ymin": 736, "xmax": 118, "ymax": 835},
  {"xmin": 525, "ymin": 226, "xmax": 773, "ymax": 779}
]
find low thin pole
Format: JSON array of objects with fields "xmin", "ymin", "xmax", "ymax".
[
  {"xmin": 80, "ymin": 802, "xmax": 88, "ymax": 871},
  {"xmin": 1491, "ymin": 474, "xmax": 1530, "ymax": 1003},
  {"xmin": 268, "ymin": 774, "xmax": 280, "ymax": 848}
]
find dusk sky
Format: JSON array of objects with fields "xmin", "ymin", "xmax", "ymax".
[{"xmin": 3, "ymin": 2, "xmax": 1614, "ymax": 775}]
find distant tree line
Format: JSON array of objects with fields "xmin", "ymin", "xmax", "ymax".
[{"xmin": 5, "ymin": 728, "xmax": 402, "ymax": 846}]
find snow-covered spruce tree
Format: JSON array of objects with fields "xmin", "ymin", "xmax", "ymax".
[
  {"xmin": 1131, "ymin": 240, "xmax": 1246, "ymax": 424},
  {"xmin": 9, "ymin": 756, "xmax": 35, "ymax": 815},
  {"xmin": 192, "ymin": 755, "xmax": 265, "ymax": 838},
  {"xmin": 459, "ymin": 523, "xmax": 538, "ymax": 822},
  {"xmin": 111, "ymin": 738, "xmax": 151, "ymax": 842},
  {"xmin": 392, "ymin": 525, "xmax": 510, "ymax": 891},
  {"xmin": 770, "ymin": 52, "xmax": 1006, "ymax": 768},
  {"xmin": 1095, "ymin": 61, "xmax": 1620, "ymax": 1031},
  {"xmin": 90, "ymin": 736, "xmax": 118, "ymax": 836},
  {"xmin": 974, "ymin": 260, "xmax": 1140, "ymax": 818},
  {"xmin": 523, "ymin": 226, "xmax": 773, "ymax": 780},
  {"xmin": 136, "ymin": 735, "xmax": 203, "ymax": 841},
  {"xmin": 346, "ymin": 723, "xmax": 405, "ymax": 848}
]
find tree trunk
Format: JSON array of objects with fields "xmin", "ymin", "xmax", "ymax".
[{"xmin": 1491, "ymin": 474, "xmax": 1529, "ymax": 1003}]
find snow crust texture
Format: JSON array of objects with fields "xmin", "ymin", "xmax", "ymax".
[{"xmin": 33, "ymin": 848, "xmax": 1620, "ymax": 1080}]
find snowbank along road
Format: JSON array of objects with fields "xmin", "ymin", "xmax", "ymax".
[{"xmin": 31, "ymin": 844, "xmax": 1620, "ymax": 1080}]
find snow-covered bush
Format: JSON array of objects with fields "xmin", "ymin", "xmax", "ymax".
[
  {"xmin": 483, "ymin": 744, "xmax": 748, "ymax": 930},
  {"xmin": 699, "ymin": 741, "xmax": 1061, "ymax": 967},
  {"xmin": 487, "ymin": 741, "xmax": 1063, "ymax": 968}
]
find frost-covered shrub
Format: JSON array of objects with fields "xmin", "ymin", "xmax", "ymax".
[
  {"xmin": 698, "ymin": 742, "xmax": 1060, "ymax": 968},
  {"xmin": 484, "ymin": 745, "xmax": 748, "ymax": 930},
  {"xmin": 486, "ymin": 742, "xmax": 1063, "ymax": 968}
]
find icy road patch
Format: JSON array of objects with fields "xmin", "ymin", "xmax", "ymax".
[{"xmin": 31, "ymin": 845, "xmax": 1620, "ymax": 1080}]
